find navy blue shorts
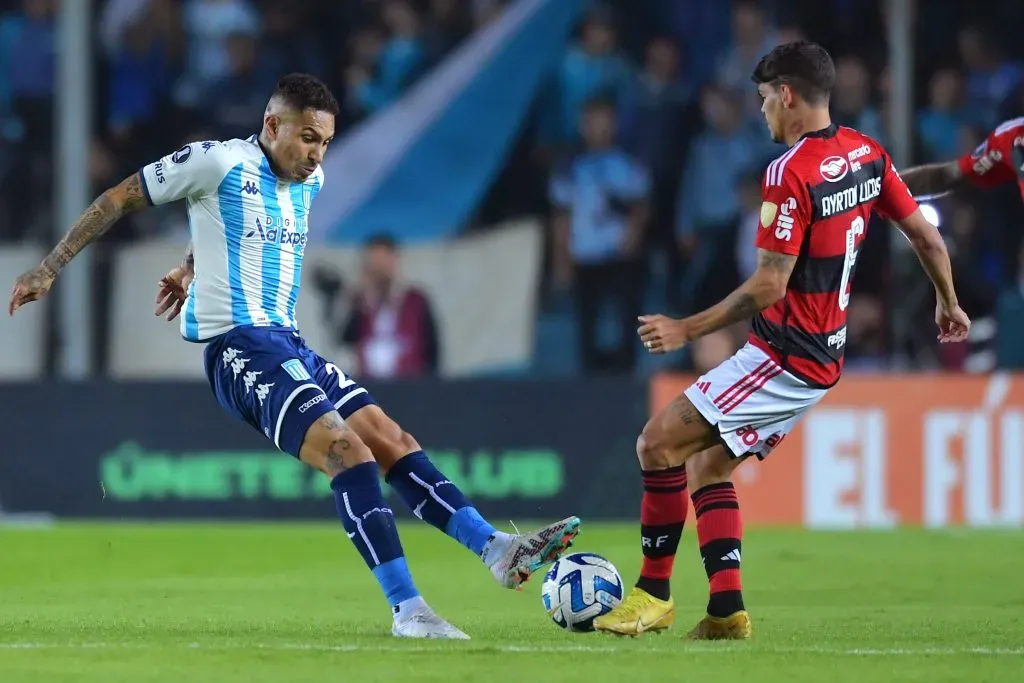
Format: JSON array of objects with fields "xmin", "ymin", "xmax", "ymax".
[{"xmin": 204, "ymin": 325, "xmax": 376, "ymax": 458}]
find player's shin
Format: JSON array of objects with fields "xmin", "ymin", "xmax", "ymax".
[
  {"xmin": 332, "ymin": 462, "xmax": 423, "ymax": 616},
  {"xmin": 692, "ymin": 482, "xmax": 745, "ymax": 617},
  {"xmin": 385, "ymin": 450, "xmax": 511, "ymax": 559},
  {"xmin": 636, "ymin": 465, "xmax": 688, "ymax": 601}
]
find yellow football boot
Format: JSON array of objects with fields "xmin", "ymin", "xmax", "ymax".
[
  {"xmin": 593, "ymin": 587, "xmax": 675, "ymax": 636},
  {"xmin": 685, "ymin": 610, "xmax": 752, "ymax": 640}
]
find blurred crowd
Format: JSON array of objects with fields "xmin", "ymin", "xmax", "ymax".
[{"xmin": 1, "ymin": 0, "xmax": 1024, "ymax": 377}]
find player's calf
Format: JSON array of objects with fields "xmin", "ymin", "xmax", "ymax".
[
  {"xmin": 300, "ymin": 411, "xmax": 467, "ymax": 634},
  {"xmin": 688, "ymin": 447, "xmax": 748, "ymax": 624}
]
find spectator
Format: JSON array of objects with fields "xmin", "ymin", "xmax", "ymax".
[
  {"xmin": 676, "ymin": 85, "xmax": 769, "ymax": 314},
  {"xmin": 917, "ymin": 68, "xmax": 968, "ymax": 162},
  {"xmin": 1, "ymin": 0, "xmax": 56, "ymax": 241},
  {"xmin": 205, "ymin": 32, "xmax": 278, "ymax": 141},
  {"xmin": 334, "ymin": 233, "xmax": 441, "ymax": 379},
  {"xmin": 619, "ymin": 36, "xmax": 694, "ymax": 296},
  {"xmin": 957, "ymin": 24, "xmax": 1024, "ymax": 129},
  {"xmin": 104, "ymin": 3, "xmax": 176, "ymax": 152},
  {"xmin": 715, "ymin": 0, "xmax": 778, "ymax": 122},
  {"xmin": 734, "ymin": 172, "xmax": 762, "ymax": 281},
  {"xmin": 173, "ymin": 0, "xmax": 259, "ymax": 109},
  {"xmin": 261, "ymin": 0, "xmax": 326, "ymax": 81},
  {"xmin": 541, "ymin": 12, "xmax": 633, "ymax": 147},
  {"xmin": 831, "ymin": 55, "xmax": 885, "ymax": 143},
  {"xmin": 995, "ymin": 242, "xmax": 1024, "ymax": 369},
  {"xmin": 549, "ymin": 98, "xmax": 649, "ymax": 374},
  {"xmin": 423, "ymin": 0, "xmax": 473, "ymax": 68}
]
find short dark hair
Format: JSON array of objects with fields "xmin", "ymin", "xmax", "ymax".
[
  {"xmin": 752, "ymin": 41, "xmax": 835, "ymax": 106},
  {"xmin": 365, "ymin": 232, "xmax": 398, "ymax": 251},
  {"xmin": 272, "ymin": 73, "xmax": 339, "ymax": 116}
]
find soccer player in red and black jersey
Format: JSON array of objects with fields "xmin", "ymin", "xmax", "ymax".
[
  {"xmin": 900, "ymin": 117, "xmax": 1024, "ymax": 202},
  {"xmin": 594, "ymin": 41, "xmax": 971, "ymax": 640}
]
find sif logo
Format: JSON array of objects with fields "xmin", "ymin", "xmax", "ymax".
[
  {"xmin": 245, "ymin": 217, "xmax": 307, "ymax": 250},
  {"xmin": 774, "ymin": 197, "xmax": 798, "ymax": 241}
]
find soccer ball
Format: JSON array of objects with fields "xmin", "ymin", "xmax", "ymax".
[{"xmin": 541, "ymin": 552, "xmax": 623, "ymax": 632}]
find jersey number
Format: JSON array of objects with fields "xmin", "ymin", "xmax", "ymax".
[
  {"xmin": 838, "ymin": 217, "xmax": 865, "ymax": 311},
  {"xmin": 325, "ymin": 363, "xmax": 358, "ymax": 391}
]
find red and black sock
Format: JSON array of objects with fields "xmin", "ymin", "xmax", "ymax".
[
  {"xmin": 635, "ymin": 465, "xmax": 688, "ymax": 601},
  {"xmin": 692, "ymin": 481, "xmax": 744, "ymax": 617}
]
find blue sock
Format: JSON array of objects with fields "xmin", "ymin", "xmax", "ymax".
[
  {"xmin": 386, "ymin": 451, "xmax": 498, "ymax": 556},
  {"xmin": 332, "ymin": 462, "xmax": 419, "ymax": 608}
]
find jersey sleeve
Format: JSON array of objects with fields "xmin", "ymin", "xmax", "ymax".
[
  {"xmin": 139, "ymin": 141, "xmax": 231, "ymax": 206},
  {"xmin": 876, "ymin": 156, "xmax": 919, "ymax": 221},
  {"xmin": 955, "ymin": 127, "xmax": 1016, "ymax": 189},
  {"xmin": 755, "ymin": 165, "xmax": 812, "ymax": 256}
]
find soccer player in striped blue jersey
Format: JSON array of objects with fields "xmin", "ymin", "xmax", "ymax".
[{"xmin": 9, "ymin": 73, "xmax": 580, "ymax": 639}]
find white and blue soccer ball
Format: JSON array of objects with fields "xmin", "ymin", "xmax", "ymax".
[{"xmin": 541, "ymin": 552, "xmax": 623, "ymax": 632}]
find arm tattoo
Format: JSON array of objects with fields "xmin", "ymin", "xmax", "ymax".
[
  {"xmin": 41, "ymin": 174, "xmax": 148, "ymax": 277},
  {"xmin": 758, "ymin": 250, "xmax": 797, "ymax": 272},
  {"xmin": 683, "ymin": 251, "xmax": 795, "ymax": 339}
]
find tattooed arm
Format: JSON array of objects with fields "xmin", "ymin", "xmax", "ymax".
[
  {"xmin": 637, "ymin": 249, "xmax": 796, "ymax": 353},
  {"xmin": 9, "ymin": 173, "xmax": 149, "ymax": 314}
]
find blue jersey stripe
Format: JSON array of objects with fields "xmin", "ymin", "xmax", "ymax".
[
  {"xmin": 219, "ymin": 163, "xmax": 251, "ymax": 325},
  {"xmin": 286, "ymin": 178, "xmax": 315, "ymax": 324},
  {"xmin": 258, "ymin": 158, "xmax": 284, "ymax": 325},
  {"xmin": 184, "ymin": 280, "xmax": 199, "ymax": 340}
]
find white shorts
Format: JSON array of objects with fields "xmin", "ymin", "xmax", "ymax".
[{"xmin": 684, "ymin": 342, "xmax": 827, "ymax": 459}]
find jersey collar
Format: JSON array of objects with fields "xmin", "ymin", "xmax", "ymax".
[{"xmin": 800, "ymin": 123, "xmax": 838, "ymax": 140}]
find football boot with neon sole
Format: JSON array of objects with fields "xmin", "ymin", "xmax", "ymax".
[
  {"xmin": 685, "ymin": 610, "xmax": 752, "ymax": 640},
  {"xmin": 593, "ymin": 586, "xmax": 675, "ymax": 636}
]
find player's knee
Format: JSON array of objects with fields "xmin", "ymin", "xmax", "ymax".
[
  {"xmin": 346, "ymin": 406, "xmax": 418, "ymax": 468},
  {"xmin": 300, "ymin": 412, "xmax": 375, "ymax": 477},
  {"xmin": 636, "ymin": 420, "xmax": 674, "ymax": 470},
  {"xmin": 687, "ymin": 448, "xmax": 744, "ymax": 490}
]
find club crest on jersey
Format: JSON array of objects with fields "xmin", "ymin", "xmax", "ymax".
[
  {"xmin": 820, "ymin": 156, "xmax": 848, "ymax": 182},
  {"xmin": 171, "ymin": 144, "xmax": 192, "ymax": 165},
  {"xmin": 302, "ymin": 186, "xmax": 312, "ymax": 210},
  {"xmin": 760, "ymin": 201, "xmax": 778, "ymax": 228}
]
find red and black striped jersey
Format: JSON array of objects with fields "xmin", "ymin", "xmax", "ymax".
[
  {"xmin": 956, "ymin": 117, "xmax": 1024, "ymax": 200},
  {"xmin": 751, "ymin": 124, "xmax": 918, "ymax": 387}
]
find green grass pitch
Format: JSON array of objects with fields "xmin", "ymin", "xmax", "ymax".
[{"xmin": 1, "ymin": 522, "xmax": 1021, "ymax": 682}]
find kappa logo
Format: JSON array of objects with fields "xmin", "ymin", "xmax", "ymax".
[
  {"xmin": 297, "ymin": 393, "xmax": 327, "ymax": 413},
  {"xmin": 820, "ymin": 155, "xmax": 849, "ymax": 182},
  {"xmin": 242, "ymin": 181, "xmax": 260, "ymax": 196}
]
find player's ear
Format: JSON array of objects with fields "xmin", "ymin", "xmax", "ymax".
[
  {"xmin": 779, "ymin": 83, "xmax": 795, "ymax": 108},
  {"xmin": 265, "ymin": 114, "xmax": 281, "ymax": 140}
]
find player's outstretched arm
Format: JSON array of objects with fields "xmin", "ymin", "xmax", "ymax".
[
  {"xmin": 9, "ymin": 173, "xmax": 148, "ymax": 315},
  {"xmin": 638, "ymin": 249, "xmax": 795, "ymax": 354},
  {"xmin": 895, "ymin": 208, "xmax": 971, "ymax": 343},
  {"xmin": 899, "ymin": 161, "xmax": 966, "ymax": 199}
]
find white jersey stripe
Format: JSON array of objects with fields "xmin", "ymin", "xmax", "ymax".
[{"xmin": 766, "ymin": 138, "xmax": 808, "ymax": 187}]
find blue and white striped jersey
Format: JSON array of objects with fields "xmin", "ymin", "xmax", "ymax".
[{"xmin": 139, "ymin": 135, "xmax": 324, "ymax": 342}]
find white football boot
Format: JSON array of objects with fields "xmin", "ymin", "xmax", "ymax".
[
  {"xmin": 486, "ymin": 516, "xmax": 581, "ymax": 590},
  {"xmin": 392, "ymin": 604, "xmax": 470, "ymax": 640}
]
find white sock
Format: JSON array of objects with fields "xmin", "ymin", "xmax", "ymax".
[
  {"xmin": 393, "ymin": 596, "xmax": 427, "ymax": 621},
  {"xmin": 480, "ymin": 531, "xmax": 515, "ymax": 567}
]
